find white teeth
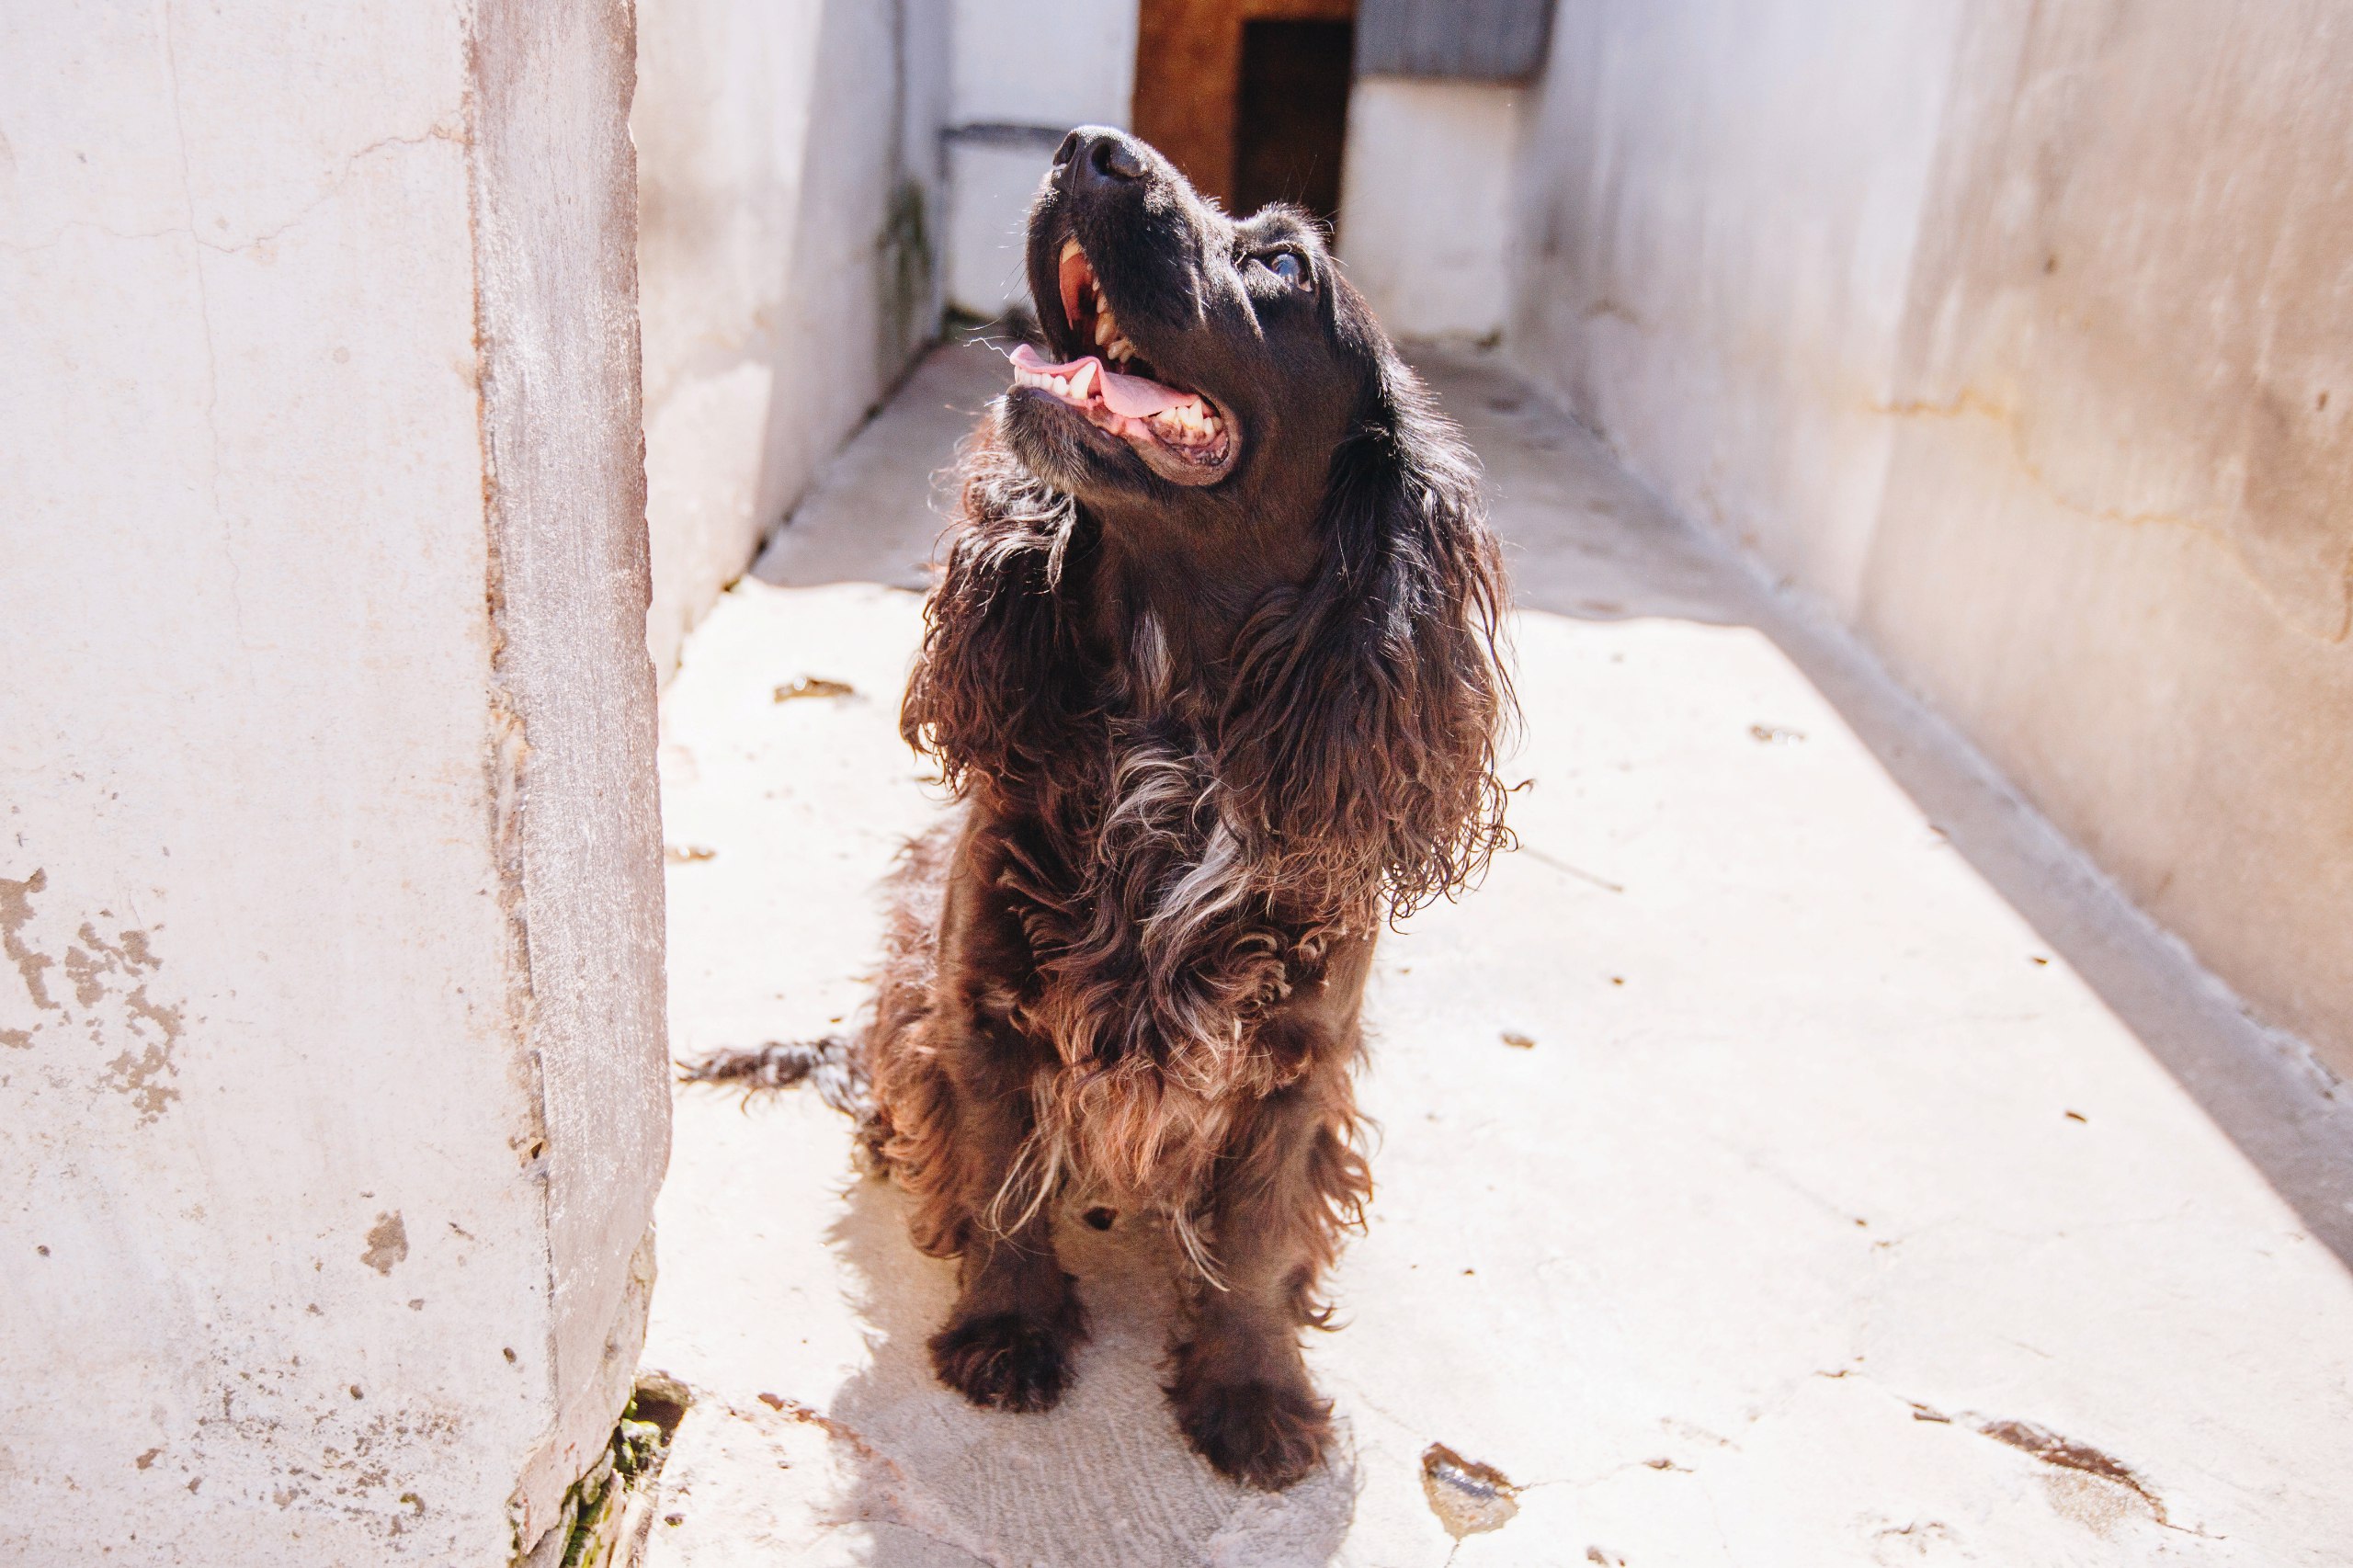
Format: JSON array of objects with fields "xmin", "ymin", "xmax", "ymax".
[
  {"xmin": 1094, "ymin": 312, "xmax": 1118, "ymax": 346},
  {"xmin": 1066, "ymin": 360, "xmax": 1096, "ymax": 399},
  {"xmin": 1143, "ymin": 399, "xmax": 1222, "ymax": 449},
  {"xmin": 1050, "ymin": 375, "xmax": 1069, "ymax": 396},
  {"xmin": 1108, "ymin": 336, "xmax": 1134, "ymax": 362}
]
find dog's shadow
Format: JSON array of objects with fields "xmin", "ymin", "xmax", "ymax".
[{"xmin": 817, "ymin": 1173, "xmax": 1357, "ymax": 1567}]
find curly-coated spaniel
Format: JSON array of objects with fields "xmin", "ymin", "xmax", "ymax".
[{"xmin": 691, "ymin": 126, "xmax": 1512, "ymax": 1490}]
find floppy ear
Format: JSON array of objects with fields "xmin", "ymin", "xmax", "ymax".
[
  {"xmin": 1218, "ymin": 353, "xmax": 1516, "ymax": 920},
  {"xmin": 901, "ymin": 426, "xmax": 1094, "ymax": 798}
]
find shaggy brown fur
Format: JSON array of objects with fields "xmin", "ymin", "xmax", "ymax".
[{"xmin": 689, "ymin": 127, "xmax": 1512, "ymax": 1489}]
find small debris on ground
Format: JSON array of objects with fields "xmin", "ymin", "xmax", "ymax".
[
  {"xmin": 1421, "ymin": 1442, "xmax": 1520, "ymax": 1539},
  {"xmin": 1749, "ymin": 723, "xmax": 1806, "ymax": 744},
  {"xmin": 665, "ymin": 845, "xmax": 717, "ymax": 865},
  {"xmin": 1501, "ymin": 1030, "xmax": 1536, "ymax": 1050},
  {"xmin": 1977, "ymin": 1417, "xmax": 2166, "ymax": 1524},
  {"xmin": 774, "ymin": 676, "xmax": 855, "ymax": 703}
]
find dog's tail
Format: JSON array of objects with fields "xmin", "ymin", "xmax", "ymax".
[{"xmin": 678, "ymin": 1034, "xmax": 870, "ymax": 1120}]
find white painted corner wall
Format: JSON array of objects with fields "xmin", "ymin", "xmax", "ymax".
[{"xmin": 0, "ymin": 2, "xmax": 667, "ymax": 1562}]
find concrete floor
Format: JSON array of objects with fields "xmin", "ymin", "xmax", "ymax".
[{"xmin": 641, "ymin": 340, "xmax": 2353, "ymax": 1567}]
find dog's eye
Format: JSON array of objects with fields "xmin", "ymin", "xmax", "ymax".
[{"xmin": 1267, "ymin": 252, "xmax": 1305, "ymax": 285}]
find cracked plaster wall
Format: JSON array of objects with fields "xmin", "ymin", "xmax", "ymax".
[
  {"xmin": 0, "ymin": 2, "xmax": 665, "ymax": 1562},
  {"xmin": 633, "ymin": 0, "xmax": 950, "ymax": 679},
  {"xmin": 1508, "ymin": 0, "xmax": 2353, "ymax": 1074}
]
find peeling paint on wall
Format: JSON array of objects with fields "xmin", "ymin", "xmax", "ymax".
[
  {"xmin": 2, "ymin": 869, "xmax": 63, "ymax": 1011},
  {"xmin": 363, "ymin": 1212, "xmax": 411, "ymax": 1276},
  {"xmin": 1, "ymin": 865, "xmax": 188, "ymax": 1124},
  {"xmin": 4, "ymin": 4, "xmax": 670, "ymax": 1560}
]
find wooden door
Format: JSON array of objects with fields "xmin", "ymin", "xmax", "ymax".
[{"xmin": 1131, "ymin": 0, "xmax": 1356, "ymax": 220}]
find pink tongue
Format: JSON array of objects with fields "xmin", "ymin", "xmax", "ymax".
[{"xmin": 1008, "ymin": 342, "xmax": 1188, "ymax": 418}]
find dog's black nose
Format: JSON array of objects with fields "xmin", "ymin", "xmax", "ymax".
[{"xmin": 1059, "ymin": 127, "xmax": 1148, "ymax": 188}]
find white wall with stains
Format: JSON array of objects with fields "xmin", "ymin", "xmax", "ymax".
[
  {"xmin": 0, "ymin": 3, "xmax": 666, "ymax": 1562},
  {"xmin": 1506, "ymin": 0, "xmax": 2353, "ymax": 1075},
  {"xmin": 633, "ymin": 0, "xmax": 950, "ymax": 680}
]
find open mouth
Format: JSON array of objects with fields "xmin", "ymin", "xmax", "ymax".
[{"xmin": 1007, "ymin": 237, "xmax": 1234, "ymax": 474}]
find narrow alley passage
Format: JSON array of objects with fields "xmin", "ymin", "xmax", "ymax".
[{"xmin": 641, "ymin": 340, "xmax": 2353, "ymax": 1567}]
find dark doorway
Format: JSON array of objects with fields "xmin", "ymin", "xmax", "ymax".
[
  {"xmin": 1131, "ymin": 1, "xmax": 1356, "ymax": 211},
  {"xmin": 1232, "ymin": 20, "xmax": 1354, "ymax": 222}
]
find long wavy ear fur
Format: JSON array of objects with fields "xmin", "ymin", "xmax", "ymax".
[
  {"xmin": 900, "ymin": 427, "xmax": 1094, "ymax": 800},
  {"xmin": 1217, "ymin": 340, "xmax": 1516, "ymax": 922}
]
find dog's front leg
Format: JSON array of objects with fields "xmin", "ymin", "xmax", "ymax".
[
  {"xmin": 921, "ymin": 1028, "xmax": 1088, "ymax": 1414},
  {"xmin": 912, "ymin": 824, "xmax": 1087, "ymax": 1415},
  {"xmin": 1167, "ymin": 1061, "xmax": 1370, "ymax": 1490}
]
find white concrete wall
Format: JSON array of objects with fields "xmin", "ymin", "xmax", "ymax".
[
  {"xmin": 950, "ymin": 0, "xmax": 1137, "ymax": 130},
  {"xmin": 942, "ymin": 0, "xmax": 1138, "ymax": 317},
  {"xmin": 1506, "ymin": 0, "xmax": 2353, "ymax": 1074},
  {"xmin": 1337, "ymin": 77, "xmax": 1522, "ymax": 341},
  {"xmin": 634, "ymin": 0, "xmax": 949, "ymax": 678},
  {"xmin": 0, "ymin": 3, "xmax": 667, "ymax": 1562},
  {"xmin": 946, "ymin": 135, "xmax": 1062, "ymax": 319},
  {"xmin": 1509, "ymin": 0, "xmax": 1962, "ymax": 612}
]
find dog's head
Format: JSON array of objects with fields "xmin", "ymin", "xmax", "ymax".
[
  {"xmin": 1002, "ymin": 129, "xmax": 1387, "ymax": 562},
  {"xmin": 923, "ymin": 128, "xmax": 1514, "ymax": 922}
]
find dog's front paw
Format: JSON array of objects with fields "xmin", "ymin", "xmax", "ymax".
[
  {"xmin": 1169, "ymin": 1372, "xmax": 1332, "ymax": 1490},
  {"xmin": 928, "ymin": 1311, "xmax": 1077, "ymax": 1414}
]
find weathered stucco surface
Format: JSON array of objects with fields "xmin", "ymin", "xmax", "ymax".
[
  {"xmin": 633, "ymin": 0, "xmax": 949, "ymax": 679},
  {"xmin": 0, "ymin": 3, "xmax": 666, "ymax": 1561},
  {"xmin": 1510, "ymin": 0, "xmax": 2353, "ymax": 1073},
  {"xmin": 473, "ymin": 0, "xmax": 673, "ymax": 1550}
]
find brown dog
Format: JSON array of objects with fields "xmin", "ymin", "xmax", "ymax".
[{"xmin": 692, "ymin": 127, "xmax": 1511, "ymax": 1490}]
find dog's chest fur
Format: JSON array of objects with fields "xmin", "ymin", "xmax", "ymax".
[{"xmin": 979, "ymin": 631, "xmax": 1346, "ymax": 1202}]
